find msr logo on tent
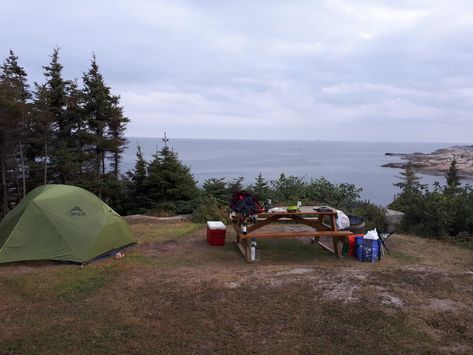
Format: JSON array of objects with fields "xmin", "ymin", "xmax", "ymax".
[{"xmin": 68, "ymin": 206, "xmax": 86, "ymax": 216}]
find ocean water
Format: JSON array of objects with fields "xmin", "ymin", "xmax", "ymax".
[{"xmin": 122, "ymin": 138, "xmax": 465, "ymax": 206}]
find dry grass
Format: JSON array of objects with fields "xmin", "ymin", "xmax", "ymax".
[{"xmin": 1, "ymin": 222, "xmax": 473, "ymax": 354}]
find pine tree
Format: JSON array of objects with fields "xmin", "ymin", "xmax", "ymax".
[
  {"xmin": 107, "ymin": 94, "xmax": 129, "ymax": 179},
  {"xmin": 445, "ymin": 158, "xmax": 461, "ymax": 194},
  {"xmin": 82, "ymin": 54, "xmax": 110, "ymax": 184},
  {"xmin": 30, "ymin": 83, "xmax": 54, "ymax": 185},
  {"xmin": 144, "ymin": 135, "xmax": 199, "ymax": 213},
  {"xmin": 393, "ymin": 162, "xmax": 426, "ymax": 196},
  {"xmin": 64, "ymin": 79, "xmax": 91, "ymax": 183},
  {"xmin": 251, "ymin": 172, "xmax": 270, "ymax": 201},
  {"xmin": 203, "ymin": 177, "xmax": 228, "ymax": 206},
  {"xmin": 82, "ymin": 54, "xmax": 128, "ymax": 193},
  {"xmin": 40, "ymin": 48, "xmax": 82, "ymax": 184},
  {"xmin": 227, "ymin": 176, "xmax": 245, "ymax": 196},
  {"xmin": 0, "ymin": 50, "xmax": 30, "ymax": 213},
  {"xmin": 125, "ymin": 144, "xmax": 150, "ymax": 211}
]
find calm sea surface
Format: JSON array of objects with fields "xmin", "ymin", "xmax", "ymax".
[{"xmin": 122, "ymin": 138, "xmax": 469, "ymax": 206}]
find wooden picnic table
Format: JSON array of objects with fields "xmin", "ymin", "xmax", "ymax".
[{"xmin": 231, "ymin": 206, "xmax": 353, "ymax": 262}]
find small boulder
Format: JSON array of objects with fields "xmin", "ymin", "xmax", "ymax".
[{"xmin": 385, "ymin": 209, "xmax": 405, "ymax": 233}]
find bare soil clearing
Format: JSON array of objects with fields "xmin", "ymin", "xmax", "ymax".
[{"xmin": 1, "ymin": 221, "xmax": 473, "ymax": 354}]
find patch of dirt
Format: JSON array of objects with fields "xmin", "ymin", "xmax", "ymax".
[
  {"xmin": 124, "ymin": 214, "xmax": 190, "ymax": 224},
  {"xmin": 427, "ymin": 298, "xmax": 458, "ymax": 312}
]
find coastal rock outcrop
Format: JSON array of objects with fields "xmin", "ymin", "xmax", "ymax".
[{"xmin": 383, "ymin": 145, "xmax": 473, "ymax": 178}]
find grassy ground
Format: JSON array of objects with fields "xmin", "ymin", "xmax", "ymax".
[{"xmin": 1, "ymin": 221, "xmax": 473, "ymax": 354}]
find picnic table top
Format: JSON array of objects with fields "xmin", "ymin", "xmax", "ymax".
[{"xmin": 256, "ymin": 206, "xmax": 337, "ymax": 217}]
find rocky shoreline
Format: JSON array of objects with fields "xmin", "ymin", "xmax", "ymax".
[{"xmin": 382, "ymin": 145, "xmax": 473, "ymax": 178}]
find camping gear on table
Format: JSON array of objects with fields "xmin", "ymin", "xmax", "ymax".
[
  {"xmin": 229, "ymin": 191, "xmax": 264, "ymax": 216},
  {"xmin": 336, "ymin": 210, "xmax": 350, "ymax": 230},
  {"xmin": 0, "ymin": 184, "xmax": 136, "ymax": 264},
  {"xmin": 314, "ymin": 206, "xmax": 333, "ymax": 212},
  {"xmin": 264, "ymin": 199, "xmax": 273, "ymax": 212},
  {"xmin": 287, "ymin": 201, "xmax": 303, "ymax": 213},
  {"xmin": 207, "ymin": 221, "xmax": 226, "ymax": 246}
]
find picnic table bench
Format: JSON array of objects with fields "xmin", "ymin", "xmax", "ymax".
[{"xmin": 232, "ymin": 206, "xmax": 353, "ymax": 262}]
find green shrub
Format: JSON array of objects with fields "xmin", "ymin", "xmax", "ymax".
[
  {"xmin": 191, "ymin": 194, "xmax": 229, "ymax": 224},
  {"xmin": 305, "ymin": 177, "xmax": 361, "ymax": 210},
  {"xmin": 350, "ymin": 201, "xmax": 388, "ymax": 232}
]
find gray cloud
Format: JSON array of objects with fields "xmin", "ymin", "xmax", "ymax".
[{"xmin": 1, "ymin": 0, "xmax": 473, "ymax": 142}]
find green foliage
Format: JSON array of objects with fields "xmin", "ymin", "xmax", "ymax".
[
  {"xmin": 0, "ymin": 49, "xmax": 129, "ymax": 216},
  {"xmin": 350, "ymin": 201, "xmax": 388, "ymax": 232},
  {"xmin": 249, "ymin": 172, "xmax": 270, "ymax": 201},
  {"xmin": 203, "ymin": 177, "xmax": 230, "ymax": 206},
  {"xmin": 270, "ymin": 173, "xmax": 305, "ymax": 202},
  {"xmin": 445, "ymin": 159, "xmax": 461, "ymax": 194},
  {"xmin": 125, "ymin": 135, "xmax": 199, "ymax": 215},
  {"xmin": 191, "ymin": 194, "xmax": 229, "ymax": 223},
  {"xmin": 305, "ymin": 177, "xmax": 361, "ymax": 210},
  {"xmin": 227, "ymin": 176, "xmax": 245, "ymax": 196},
  {"xmin": 390, "ymin": 163, "xmax": 473, "ymax": 240}
]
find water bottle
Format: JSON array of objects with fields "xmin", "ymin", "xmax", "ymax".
[
  {"xmin": 250, "ymin": 239, "xmax": 257, "ymax": 261},
  {"xmin": 242, "ymin": 222, "xmax": 247, "ymax": 235}
]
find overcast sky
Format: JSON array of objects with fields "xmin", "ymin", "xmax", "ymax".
[{"xmin": 2, "ymin": 0, "xmax": 473, "ymax": 142}]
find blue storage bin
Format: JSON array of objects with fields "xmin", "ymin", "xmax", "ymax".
[
  {"xmin": 362, "ymin": 239, "xmax": 380, "ymax": 262},
  {"xmin": 355, "ymin": 236, "xmax": 364, "ymax": 261}
]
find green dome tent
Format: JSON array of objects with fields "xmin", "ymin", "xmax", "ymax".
[{"xmin": 0, "ymin": 185, "xmax": 136, "ymax": 264}]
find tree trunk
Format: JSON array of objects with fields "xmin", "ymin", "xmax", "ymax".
[
  {"xmin": 1, "ymin": 152, "xmax": 8, "ymax": 215},
  {"xmin": 101, "ymin": 150, "xmax": 106, "ymax": 176},
  {"xmin": 44, "ymin": 139, "xmax": 48, "ymax": 185},
  {"xmin": 114, "ymin": 151, "xmax": 119, "ymax": 179},
  {"xmin": 19, "ymin": 140, "xmax": 26, "ymax": 198}
]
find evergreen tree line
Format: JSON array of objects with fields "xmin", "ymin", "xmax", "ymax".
[
  {"xmin": 390, "ymin": 160, "xmax": 473, "ymax": 243},
  {"xmin": 0, "ymin": 49, "xmax": 128, "ymax": 216}
]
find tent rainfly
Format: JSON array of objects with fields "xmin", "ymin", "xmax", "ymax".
[{"xmin": 0, "ymin": 185, "xmax": 136, "ymax": 264}]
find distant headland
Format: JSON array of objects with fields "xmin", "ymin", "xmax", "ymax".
[{"xmin": 383, "ymin": 145, "xmax": 473, "ymax": 178}]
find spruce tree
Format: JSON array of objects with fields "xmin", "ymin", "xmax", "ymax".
[
  {"xmin": 0, "ymin": 50, "xmax": 30, "ymax": 212},
  {"xmin": 82, "ymin": 54, "xmax": 110, "ymax": 184},
  {"xmin": 82, "ymin": 54, "xmax": 128, "ymax": 192},
  {"xmin": 30, "ymin": 83, "xmax": 54, "ymax": 185},
  {"xmin": 445, "ymin": 158, "xmax": 461, "ymax": 194},
  {"xmin": 144, "ymin": 135, "xmax": 198, "ymax": 213},
  {"xmin": 107, "ymin": 95, "xmax": 129, "ymax": 179},
  {"xmin": 64, "ymin": 79, "xmax": 90, "ymax": 183},
  {"xmin": 390, "ymin": 162, "xmax": 426, "ymax": 211},
  {"xmin": 126, "ymin": 144, "xmax": 150, "ymax": 211},
  {"xmin": 40, "ymin": 48, "xmax": 83, "ymax": 184},
  {"xmin": 202, "ymin": 177, "xmax": 228, "ymax": 206},
  {"xmin": 393, "ymin": 162, "xmax": 426, "ymax": 196},
  {"xmin": 227, "ymin": 177, "xmax": 245, "ymax": 196},
  {"xmin": 251, "ymin": 172, "xmax": 270, "ymax": 201}
]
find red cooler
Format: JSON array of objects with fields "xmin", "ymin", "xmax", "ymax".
[{"xmin": 207, "ymin": 221, "xmax": 226, "ymax": 246}]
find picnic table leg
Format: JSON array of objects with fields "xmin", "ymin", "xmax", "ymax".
[
  {"xmin": 235, "ymin": 238, "xmax": 253, "ymax": 262},
  {"xmin": 332, "ymin": 238, "xmax": 340, "ymax": 257}
]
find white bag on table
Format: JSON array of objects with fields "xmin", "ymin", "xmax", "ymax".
[{"xmin": 336, "ymin": 210, "xmax": 350, "ymax": 230}]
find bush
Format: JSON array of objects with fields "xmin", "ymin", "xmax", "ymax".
[
  {"xmin": 191, "ymin": 194, "xmax": 229, "ymax": 224},
  {"xmin": 350, "ymin": 201, "xmax": 388, "ymax": 232},
  {"xmin": 270, "ymin": 174, "xmax": 305, "ymax": 202},
  {"xmin": 305, "ymin": 177, "xmax": 361, "ymax": 210},
  {"xmin": 151, "ymin": 202, "xmax": 177, "ymax": 217}
]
